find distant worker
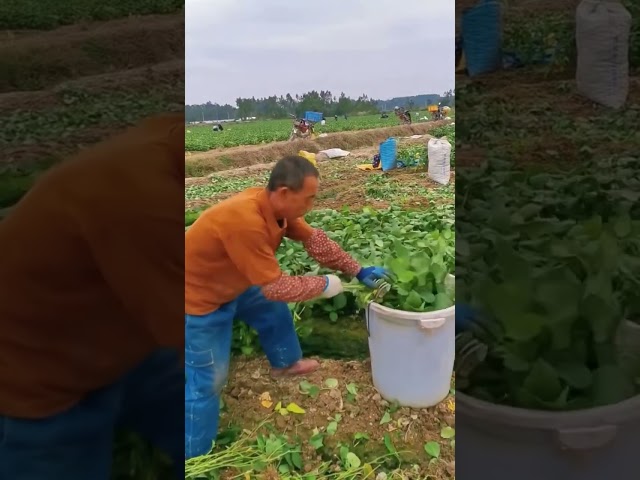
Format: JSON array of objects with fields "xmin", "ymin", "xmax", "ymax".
[
  {"xmin": 212, "ymin": 123, "xmax": 223, "ymax": 132},
  {"xmin": 394, "ymin": 106, "xmax": 410, "ymax": 124},
  {"xmin": 334, "ymin": 114, "xmax": 338, "ymax": 121}
]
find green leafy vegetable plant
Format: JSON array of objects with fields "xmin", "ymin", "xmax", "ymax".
[{"xmin": 457, "ymin": 157, "xmax": 640, "ymax": 410}]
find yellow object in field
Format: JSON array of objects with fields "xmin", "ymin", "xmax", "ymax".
[
  {"xmin": 298, "ymin": 150, "xmax": 317, "ymax": 166},
  {"xmin": 357, "ymin": 163, "xmax": 381, "ymax": 171},
  {"xmin": 427, "ymin": 105, "xmax": 439, "ymax": 112}
]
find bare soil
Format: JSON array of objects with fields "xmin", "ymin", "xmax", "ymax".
[
  {"xmin": 219, "ymin": 357, "xmax": 455, "ymax": 479},
  {"xmin": 1, "ymin": 15, "xmax": 183, "ymax": 174},
  {"xmin": 1, "ymin": 59, "xmax": 184, "ymax": 168},
  {"xmin": 184, "ymin": 139, "xmax": 429, "ymax": 185},
  {"xmin": 185, "ymin": 121, "xmax": 451, "ymax": 176},
  {"xmin": 1, "ymin": 126, "xmax": 129, "ymax": 168},
  {"xmin": 0, "ymin": 60, "xmax": 183, "ymax": 114},
  {"xmin": 0, "ymin": 14, "xmax": 184, "ymax": 92},
  {"xmin": 456, "ymin": 71, "xmax": 640, "ymax": 169},
  {"xmin": 184, "ymin": 141, "xmax": 453, "ymax": 212},
  {"xmin": 467, "ymin": 74, "xmax": 640, "ymax": 114}
]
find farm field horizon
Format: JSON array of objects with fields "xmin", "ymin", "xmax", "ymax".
[{"xmin": 185, "ymin": 112, "xmax": 446, "ymax": 151}]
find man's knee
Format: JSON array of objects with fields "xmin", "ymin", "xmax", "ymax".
[
  {"xmin": 212, "ymin": 361, "xmax": 229, "ymax": 396},
  {"xmin": 185, "ymin": 349, "xmax": 229, "ymax": 399}
]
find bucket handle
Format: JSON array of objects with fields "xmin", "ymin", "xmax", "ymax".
[
  {"xmin": 365, "ymin": 306, "xmax": 447, "ymax": 336},
  {"xmin": 365, "ymin": 302, "xmax": 372, "ymax": 337},
  {"xmin": 556, "ymin": 425, "xmax": 617, "ymax": 451},
  {"xmin": 419, "ymin": 318, "xmax": 446, "ymax": 331}
]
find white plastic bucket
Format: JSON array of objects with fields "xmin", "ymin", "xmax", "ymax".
[
  {"xmin": 576, "ymin": 0, "xmax": 631, "ymax": 109},
  {"xmin": 365, "ymin": 293, "xmax": 455, "ymax": 408},
  {"xmin": 456, "ymin": 391, "xmax": 640, "ymax": 479}
]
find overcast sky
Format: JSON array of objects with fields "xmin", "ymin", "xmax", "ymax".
[{"xmin": 186, "ymin": 0, "xmax": 455, "ymax": 105}]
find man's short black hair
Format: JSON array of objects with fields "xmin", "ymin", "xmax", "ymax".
[{"xmin": 267, "ymin": 155, "xmax": 319, "ymax": 192}]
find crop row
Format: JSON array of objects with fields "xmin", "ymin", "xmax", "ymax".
[{"xmin": 185, "ymin": 114, "xmax": 433, "ymax": 151}]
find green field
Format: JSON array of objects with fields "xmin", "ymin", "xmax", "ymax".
[
  {"xmin": 185, "ymin": 113, "xmax": 434, "ymax": 151},
  {"xmin": 184, "ymin": 126, "xmax": 456, "ymax": 478}
]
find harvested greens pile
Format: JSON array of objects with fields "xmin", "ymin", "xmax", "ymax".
[
  {"xmin": 279, "ymin": 206, "xmax": 455, "ymax": 317},
  {"xmin": 342, "ymin": 241, "xmax": 455, "ymax": 313}
]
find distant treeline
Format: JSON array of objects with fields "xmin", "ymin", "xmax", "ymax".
[{"xmin": 185, "ymin": 89, "xmax": 455, "ymax": 122}]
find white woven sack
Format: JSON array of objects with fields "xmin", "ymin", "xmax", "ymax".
[
  {"xmin": 427, "ymin": 137, "xmax": 451, "ymax": 185},
  {"xmin": 576, "ymin": 0, "xmax": 632, "ymax": 109}
]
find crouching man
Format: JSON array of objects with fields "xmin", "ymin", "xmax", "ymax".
[{"xmin": 184, "ymin": 155, "xmax": 389, "ymax": 458}]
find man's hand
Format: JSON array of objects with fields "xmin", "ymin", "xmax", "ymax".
[
  {"xmin": 356, "ymin": 266, "xmax": 392, "ymax": 288},
  {"xmin": 455, "ymin": 302, "xmax": 501, "ymax": 340},
  {"xmin": 455, "ymin": 303, "xmax": 495, "ymax": 388},
  {"xmin": 319, "ymin": 274, "xmax": 344, "ymax": 298}
]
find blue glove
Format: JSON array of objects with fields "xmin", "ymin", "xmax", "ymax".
[
  {"xmin": 455, "ymin": 303, "xmax": 496, "ymax": 382},
  {"xmin": 356, "ymin": 266, "xmax": 392, "ymax": 289},
  {"xmin": 455, "ymin": 302, "xmax": 500, "ymax": 340}
]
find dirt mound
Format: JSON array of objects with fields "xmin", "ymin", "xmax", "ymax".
[
  {"xmin": 185, "ymin": 121, "xmax": 451, "ymax": 176},
  {"xmin": 457, "ymin": 74, "xmax": 639, "ymax": 168},
  {"xmin": 2, "ymin": 126, "xmax": 128, "ymax": 168},
  {"xmin": 2, "ymin": 59, "xmax": 184, "ymax": 168},
  {"xmin": 184, "ymin": 144, "xmax": 454, "ymax": 212},
  {"xmin": 0, "ymin": 14, "xmax": 183, "ymax": 92},
  {"xmin": 507, "ymin": 0, "xmax": 580, "ymax": 14},
  {"xmin": 184, "ymin": 140, "xmax": 426, "ymax": 185},
  {"xmin": 485, "ymin": 75, "xmax": 639, "ymax": 114},
  {"xmin": 219, "ymin": 356, "xmax": 455, "ymax": 478},
  {"xmin": 0, "ymin": 59, "xmax": 183, "ymax": 114}
]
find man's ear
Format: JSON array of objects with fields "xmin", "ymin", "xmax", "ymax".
[{"xmin": 275, "ymin": 186, "xmax": 289, "ymax": 197}]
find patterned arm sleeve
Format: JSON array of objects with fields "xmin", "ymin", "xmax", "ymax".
[
  {"xmin": 262, "ymin": 275, "xmax": 327, "ymax": 303},
  {"xmin": 303, "ymin": 229, "xmax": 362, "ymax": 277}
]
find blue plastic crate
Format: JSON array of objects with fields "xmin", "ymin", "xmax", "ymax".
[
  {"xmin": 379, "ymin": 137, "xmax": 397, "ymax": 171},
  {"xmin": 462, "ymin": 0, "xmax": 502, "ymax": 76},
  {"xmin": 304, "ymin": 111, "xmax": 323, "ymax": 123}
]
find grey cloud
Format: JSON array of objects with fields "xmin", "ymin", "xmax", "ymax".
[{"xmin": 186, "ymin": 0, "xmax": 454, "ymax": 105}]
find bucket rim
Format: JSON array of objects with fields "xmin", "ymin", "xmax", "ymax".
[
  {"xmin": 365, "ymin": 274, "xmax": 455, "ymax": 327},
  {"xmin": 456, "ymin": 391, "xmax": 640, "ymax": 428},
  {"xmin": 621, "ymin": 318, "xmax": 640, "ymax": 330},
  {"xmin": 368, "ymin": 300, "xmax": 455, "ymax": 323}
]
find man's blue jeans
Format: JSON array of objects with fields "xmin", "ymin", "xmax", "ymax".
[
  {"xmin": 456, "ymin": 303, "xmax": 477, "ymax": 333},
  {"xmin": 0, "ymin": 349, "xmax": 183, "ymax": 479},
  {"xmin": 185, "ymin": 286, "xmax": 302, "ymax": 459}
]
